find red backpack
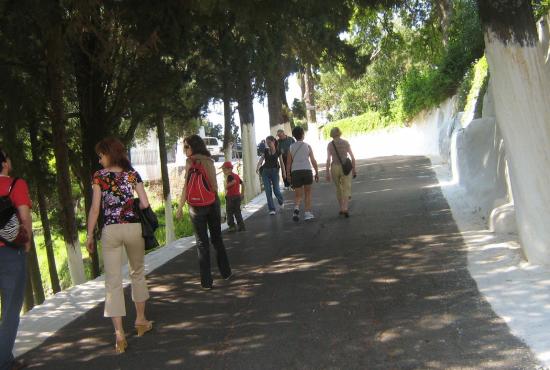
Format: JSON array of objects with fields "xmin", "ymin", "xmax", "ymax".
[{"xmin": 186, "ymin": 160, "xmax": 216, "ymax": 207}]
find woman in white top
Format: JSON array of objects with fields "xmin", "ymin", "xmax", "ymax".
[{"xmin": 286, "ymin": 126, "xmax": 319, "ymax": 221}]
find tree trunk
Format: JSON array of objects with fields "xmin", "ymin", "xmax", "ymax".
[
  {"xmin": 237, "ymin": 70, "xmax": 261, "ymax": 201},
  {"xmin": 266, "ymin": 72, "xmax": 285, "ymax": 135},
  {"xmin": 478, "ymin": 0, "xmax": 550, "ymax": 264},
  {"xmin": 156, "ymin": 115, "xmax": 175, "ymax": 244},
  {"xmin": 298, "ymin": 68, "xmax": 306, "ymax": 101},
  {"xmin": 30, "ymin": 122, "xmax": 61, "ymax": 293},
  {"xmin": 45, "ymin": 21, "xmax": 86, "ymax": 285},
  {"xmin": 72, "ymin": 30, "xmax": 111, "ymax": 278},
  {"xmin": 223, "ymin": 84, "xmax": 234, "ymax": 161},
  {"xmin": 303, "ymin": 64, "xmax": 318, "ymax": 142},
  {"xmin": 437, "ymin": 0, "xmax": 453, "ymax": 47},
  {"xmin": 28, "ymin": 237, "xmax": 45, "ymax": 304},
  {"xmin": 23, "ymin": 265, "xmax": 34, "ymax": 313},
  {"xmin": 36, "ymin": 190, "xmax": 61, "ymax": 293},
  {"xmin": 303, "ymin": 65, "xmax": 317, "ymax": 125}
]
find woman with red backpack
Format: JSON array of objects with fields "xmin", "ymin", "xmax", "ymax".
[{"xmin": 176, "ymin": 135, "xmax": 232, "ymax": 290}]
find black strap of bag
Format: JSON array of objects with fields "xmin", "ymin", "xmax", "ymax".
[{"xmin": 332, "ymin": 141, "xmax": 352, "ymax": 175}]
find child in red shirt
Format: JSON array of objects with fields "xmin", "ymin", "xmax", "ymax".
[{"xmin": 221, "ymin": 162, "xmax": 245, "ymax": 232}]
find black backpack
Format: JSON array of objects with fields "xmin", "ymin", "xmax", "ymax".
[{"xmin": 0, "ymin": 178, "xmax": 22, "ymax": 246}]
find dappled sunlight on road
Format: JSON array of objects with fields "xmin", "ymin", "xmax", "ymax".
[{"xmin": 20, "ymin": 156, "xmax": 539, "ymax": 369}]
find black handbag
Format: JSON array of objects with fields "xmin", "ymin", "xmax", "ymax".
[
  {"xmin": 332, "ymin": 141, "xmax": 353, "ymax": 175},
  {"xmin": 134, "ymin": 198, "xmax": 160, "ymax": 250}
]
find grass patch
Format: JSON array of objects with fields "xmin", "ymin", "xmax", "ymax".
[{"xmin": 33, "ymin": 192, "xmax": 229, "ymax": 296}]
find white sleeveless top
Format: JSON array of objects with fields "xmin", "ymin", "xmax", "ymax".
[{"xmin": 290, "ymin": 141, "xmax": 312, "ymax": 171}]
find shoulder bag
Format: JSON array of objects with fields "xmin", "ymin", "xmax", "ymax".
[{"xmin": 332, "ymin": 141, "xmax": 353, "ymax": 176}]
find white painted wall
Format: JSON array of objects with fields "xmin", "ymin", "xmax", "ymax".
[{"xmin": 483, "ymin": 29, "xmax": 550, "ymax": 265}]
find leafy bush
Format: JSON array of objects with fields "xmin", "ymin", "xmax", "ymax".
[
  {"xmin": 153, "ymin": 202, "xmax": 194, "ymax": 247},
  {"xmin": 318, "ymin": 0, "xmax": 484, "ymax": 123},
  {"xmin": 291, "ymin": 99, "xmax": 306, "ymax": 120},
  {"xmin": 391, "ymin": 1, "xmax": 484, "ymax": 121},
  {"xmin": 322, "ymin": 110, "xmax": 402, "ymax": 139},
  {"xmin": 533, "ymin": 0, "xmax": 550, "ymax": 18},
  {"xmin": 394, "ymin": 67, "xmax": 452, "ymax": 120},
  {"xmin": 293, "ymin": 118, "xmax": 309, "ymax": 131}
]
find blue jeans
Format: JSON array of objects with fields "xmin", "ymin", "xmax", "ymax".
[
  {"xmin": 262, "ymin": 168, "xmax": 284, "ymax": 212},
  {"xmin": 0, "ymin": 247, "xmax": 26, "ymax": 370}
]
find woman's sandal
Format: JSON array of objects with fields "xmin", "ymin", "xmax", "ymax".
[
  {"xmin": 115, "ymin": 336, "xmax": 128, "ymax": 354},
  {"xmin": 135, "ymin": 321, "xmax": 154, "ymax": 337}
]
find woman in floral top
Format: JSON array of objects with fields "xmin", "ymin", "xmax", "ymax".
[
  {"xmin": 93, "ymin": 169, "xmax": 142, "ymax": 225},
  {"xmin": 85, "ymin": 137, "xmax": 153, "ymax": 354}
]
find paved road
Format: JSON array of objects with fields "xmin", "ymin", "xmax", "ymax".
[{"xmin": 21, "ymin": 156, "xmax": 539, "ymax": 369}]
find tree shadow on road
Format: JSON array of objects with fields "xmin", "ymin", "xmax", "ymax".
[{"xmin": 21, "ymin": 156, "xmax": 540, "ymax": 370}]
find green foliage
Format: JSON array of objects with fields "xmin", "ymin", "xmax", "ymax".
[
  {"xmin": 456, "ymin": 67, "xmax": 475, "ymax": 113},
  {"xmin": 33, "ymin": 231, "xmax": 99, "ymax": 292},
  {"xmin": 153, "ymin": 202, "xmax": 195, "ymax": 247},
  {"xmin": 294, "ymin": 118, "xmax": 309, "ymax": 131},
  {"xmin": 203, "ymin": 121, "xmax": 224, "ymax": 139},
  {"xmin": 318, "ymin": 0, "xmax": 484, "ymax": 123},
  {"xmin": 533, "ymin": 0, "xmax": 550, "ymax": 18},
  {"xmin": 322, "ymin": 110, "xmax": 402, "ymax": 139},
  {"xmin": 460, "ymin": 57, "xmax": 489, "ymax": 116},
  {"xmin": 393, "ymin": 67, "xmax": 449, "ymax": 120},
  {"xmin": 291, "ymin": 99, "xmax": 307, "ymax": 120},
  {"xmin": 392, "ymin": 0, "xmax": 484, "ymax": 121}
]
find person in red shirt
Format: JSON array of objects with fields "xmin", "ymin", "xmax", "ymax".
[
  {"xmin": 221, "ymin": 161, "xmax": 245, "ymax": 232},
  {"xmin": 0, "ymin": 148, "xmax": 32, "ymax": 370}
]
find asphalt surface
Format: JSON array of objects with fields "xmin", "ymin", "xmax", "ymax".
[{"xmin": 21, "ymin": 156, "xmax": 540, "ymax": 369}]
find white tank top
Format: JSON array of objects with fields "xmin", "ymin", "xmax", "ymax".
[{"xmin": 290, "ymin": 141, "xmax": 312, "ymax": 171}]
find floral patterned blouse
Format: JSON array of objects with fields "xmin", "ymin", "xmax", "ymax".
[{"xmin": 92, "ymin": 169, "xmax": 142, "ymax": 225}]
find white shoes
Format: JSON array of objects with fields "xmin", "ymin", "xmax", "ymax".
[
  {"xmin": 278, "ymin": 202, "xmax": 285, "ymax": 210},
  {"xmin": 304, "ymin": 211, "xmax": 315, "ymax": 221},
  {"xmin": 269, "ymin": 210, "xmax": 276, "ymax": 215}
]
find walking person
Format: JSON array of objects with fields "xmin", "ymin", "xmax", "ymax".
[
  {"xmin": 176, "ymin": 135, "xmax": 232, "ymax": 289},
  {"xmin": 0, "ymin": 149, "xmax": 32, "ymax": 370},
  {"xmin": 221, "ymin": 161, "xmax": 245, "ymax": 232},
  {"xmin": 325, "ymin": 127, "xmax": 357, "ymax": 217},
  {"xmin": 86, "ymin": 137, "xmax": 153, "ymax": 354},
  {"xmin": 257, "ymin": 139, "xmax": 266, "ymax": 156},
  {"xmin": 277, "ymin": 129, "xmax": 295, "ymax": 189},
  {"xmin": 286, "ymin": 127, "xmax": 319, "ymax": 222},
  {"xmin": 256, "ymin": 136, "xmax": 286, "ymax": 215}
]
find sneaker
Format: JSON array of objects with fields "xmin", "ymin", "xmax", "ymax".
[
  {"xmin": 304, "ymin": 211, "xmax": 315, "ymax": 221},
  {"xmin": 279, "ymin": 202, "xmax": 285, "ymax": 210},
  {"xmin": 269, "ymin": 210, "xmax": 276, "ymax": 215},
  {"xmin": 292, "ymin": 208, "xmax": 300, "ymax": 222},
  {"xmin": 224, "ymin": 273, "xmax": 234, "ymax": 281},
  {"xmin": 227, "ymin": 225, "xmax": 237, "ymax": 233}
]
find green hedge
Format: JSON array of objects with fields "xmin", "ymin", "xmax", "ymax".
[{"xmin": 322, "ymin": 110, "xmax": 402, "ymax": 139}]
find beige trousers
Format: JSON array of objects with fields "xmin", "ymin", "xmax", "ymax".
[
  {"xmin": 102, "ymin": 223, "xmax": 149, "ymax": 317},
  {"xmin": 331, "ymin": 163, "xmax": 352, "ymax": 202}
]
